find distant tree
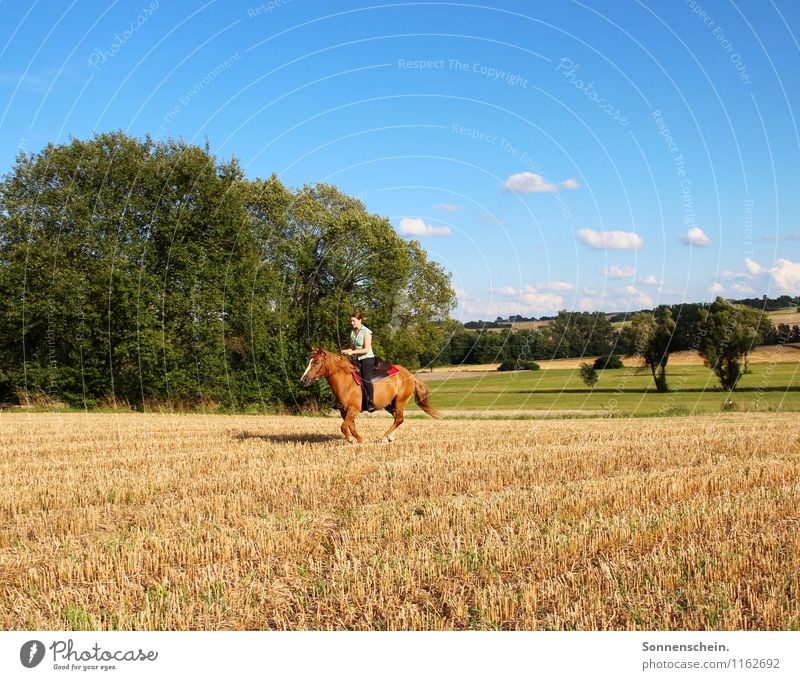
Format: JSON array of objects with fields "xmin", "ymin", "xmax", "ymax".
[
  {"xmin": 498, "ymin": 359, "xmax": 539, "ymax": 371},
  {"xmin": 547, "ymin": 310, "xmax": 612, "ymax": 358},
  {"xmin": 697, "ymin": 297, "xmax": 773, "ymax": 391},
  {"xmin": 594, "ymin": 354, "xmax": 624, "ymax": 370},
  {"xmin": 579, "ymin": 362, "xmax": 598, "ymax": 388},
  {"xmin": 619, "ymin": 306, "xmax": 676, "ymax": 392},
  {"xmin": 668, "ymin": 303, "xmax": 705, "ymax": 352}
]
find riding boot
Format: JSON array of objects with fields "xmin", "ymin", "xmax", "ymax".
[
  {"xmin": 359, "ymin": 357, "xmax": 377, "ymax": 412},
  {"xmin": 364, "ymin": 380, "xmax": 376, "ymax": 412}
]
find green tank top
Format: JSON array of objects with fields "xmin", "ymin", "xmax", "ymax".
[{"xmin": 351, "ymin": 326, "xmax": 375, "ymax": 360}]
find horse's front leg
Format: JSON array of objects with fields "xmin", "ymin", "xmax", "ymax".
[
  {"xmin": 381, "ymin": 407, "xmax": 404, "ymax": 443},
  {"xmin": 341, "ymin": 407, "xmax": 363, "ymax": 444}
]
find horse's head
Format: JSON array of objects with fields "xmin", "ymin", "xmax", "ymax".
[
  {"xmin": 301, "ymin": 348, "xmax": 355, "ymax": 386},
  {"xmin": 300, "ymin": 348, "xmax": 331, "ymax": 386}
]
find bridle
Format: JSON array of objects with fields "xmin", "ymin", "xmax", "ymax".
[{"xmin": 300, "ymin": 354, "xmax": 323, "ymax": 386}]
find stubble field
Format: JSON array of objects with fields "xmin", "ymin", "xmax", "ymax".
[{"xmin": 1, "ymin": 412, "xmax": 798, "ymax": 630}]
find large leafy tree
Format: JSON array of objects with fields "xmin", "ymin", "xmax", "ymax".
[
  {"xmin": 620, "ymin": 306, "xmax": 676, "ymax": 393},
  {"xmin": 0, "ymin": 132, "xmax": 259, "ymax": 407},
  {"xmin": 0, "ymin": 134, "xmax": 456, "ymax": 410},
  {"xmin": 697, "ymin": 297, "xmax": 773, "ymax": 391}
]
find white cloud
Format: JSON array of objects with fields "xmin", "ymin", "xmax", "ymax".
[
  {"xmin": 502, "ymin": 172, "xmax": 579, "ymax": 194},
  {"xmin": 545, "ymin": 280, "xmax": 575, "ymax": 291},
  {"xmin": 709, "ymin": 283, "xmax": 725, "ymax": 295},
  {"xmin": 432, "ymin": 203, "xmax": 463, "ymax": 212},
  {"xmin": 639, "ymin": 275, "xmax": 664, "ymax": 286},
  {"xmin": 731, "ymin": 283, "xmax": 754, "ymax": 294},
  {"xmin": 744, "ymin": 257, "xmax": 765, "ymax": 275},
  {"xmin": 682, "ymin": 227, "xmax": 712, "ymax": 247},
  {"xmin": 523, "ymin": 280, "xmax": 575, "ymax": 293},
  {"xmin": 521, "ymin": 292, "xmax": 565, "ymax": 312},
  {"xmin": 490, "ymin": 286, "xmax": 518, "ymax": 297},
  {"xmin": 577, "ymin": 228, "xmax": 644, "ymax": 251},
  {"xmin": 736, "ymin": 257, "xmax": 800, "ymax": 295},
  {"xmin": 457, "ymin": 295, "xmax": 564, "ymax": 319},
  {"xmin": 719, "ymin": 269, "xmax": 749, "ymax": 281},
  {"xmin": 397, "ymin": 217, "xmax": 452, "ymax": 237},
  {"xmin": 503, "ymin": 172, "xmax": 557, "ymax": 193},
  {"xmin": 461, "ymin": 280, "xmax": 577, "ymax": 318},
  {"xmin": 770, "ymin": 258, "xmax": 800, "ymax": 293},
  {"xmin": 621, "ymin": 285, "xmax": 653, "ymax": 307},
  {"xmin": 603, "ymin": 265, "xmax": 635, "ymax": 279}
]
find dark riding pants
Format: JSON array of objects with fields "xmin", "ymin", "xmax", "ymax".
[{"xmin": 358, "ymin": 357, "xmax": 376, "ymax": 409}]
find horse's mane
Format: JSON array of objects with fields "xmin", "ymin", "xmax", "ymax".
[{"xmin": 320, "ymin": 348, "xmax": 357, "ymax": 374}]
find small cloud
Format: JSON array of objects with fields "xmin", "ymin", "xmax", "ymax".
[
  {"xmin": 577, "ymin": 228, "xmax": 644, "ymax": 251},
  {"xmin": 523, "ymin": 280, "xmax": 575, "ymax": 293},
  {"xmin": 744, "ymin": 257, "xmax": 765, "ymax": 275},
  {"xmin": 581, "ymin": 286, "xmax": 604, "ymax": 297},
  {"xmin": 718, "ymin": 269, "xmax": 749, "ymax": 281},
  {"xmin": 709, "ymin": 283, "xmax": 725, "ymax": 294},
  {"xmin": 544, "ymin": 280, "xmax": 575, "ymax": 291},
  {"xmin": 682, "ymin": 227, "xmax": 712, "ymax": 247},
  {"xmin": 397, "ymin": 217, "xmax": 452, "ymax": 237},
  {"xmin": 503, "ymin": 172, "xmax": 557, "ymax": 193},
  {"xmin": 603, "ymin": 265, "xmax": 635, "ymax": 279},
  {"xmin": 433, "ymin": 203, "xmax": 463, "ymax": 212},
  {"xmin": 521, "ymin": 292, "xmax": 564, "ymax": 312},
  {"xmin": 490, "ymin": 286, "xmax": 518, "ymax": 297},
  {"xmin": 731, "ymin": 283, "xmax": 754, "ymax": 294},
  {"xmin": 502, "ymin": 172, "xmax": 579, "ymax": 195},
  {"xmin": 623, "ymin": 285, "xmax": 653, "ymax": 307},
  {"xmin": 639, "ymin": 275, "xmax": 664, "ymax": 286},
  {"xmin": 457, "ymin": 293, "xmax": 564, "ymax": 319}
]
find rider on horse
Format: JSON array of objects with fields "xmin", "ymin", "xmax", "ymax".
[{"xmin": 342, "ymin": 312, "xmax": 376, "ymax": 412}]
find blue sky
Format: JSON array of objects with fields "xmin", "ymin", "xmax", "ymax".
[{"xmin": 1, "ymin": 0, "xmax": 799, "ymax": 320}]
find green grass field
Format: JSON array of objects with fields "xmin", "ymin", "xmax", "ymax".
[{"xmin": 414, "ymin": 362, "xmax": 800, "ymax": 417}]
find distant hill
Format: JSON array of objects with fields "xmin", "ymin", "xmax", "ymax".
[{"xmin": 464, "ymin": 296, "xmax": 799, "ymax": 330}]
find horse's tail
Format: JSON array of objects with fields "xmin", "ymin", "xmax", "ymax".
[{"xmin": 413, "ymin": 377, "xmax": 442, "ymax": 418}]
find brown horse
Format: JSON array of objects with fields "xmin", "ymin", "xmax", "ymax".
[{"xmin": 300, "ymin": 347, "xmax": 441, "ymax": 443}]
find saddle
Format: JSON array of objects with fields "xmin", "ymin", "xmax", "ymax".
[{"xmin": 351, "ymin": 358, "xmax": 399, "ymax": 386}]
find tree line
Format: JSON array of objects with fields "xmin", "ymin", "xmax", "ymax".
[
  {"xmin": 0, "ymin": 132, "xmax": 455, "ymax": 410},
  {"xmin": 441, "ymin": 300, "xmax": 785, "ymax": 393}
]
